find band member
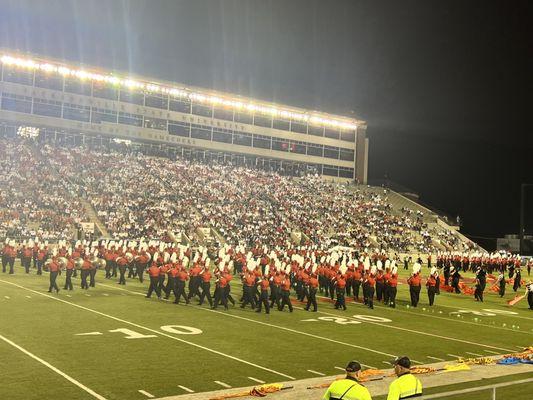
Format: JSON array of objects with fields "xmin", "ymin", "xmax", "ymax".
[
  {"xmin": 334, "ymin": 272, "xmax": 347, "ymax": 311},
  {"xmin": 498, "ymin": 271, "xmax": 506, "ymax": 297},
  {"xmin": 426, "ymin": 268, "xmax": 437, "ymax": 306},
  {"xmin": 63, "ymin": 257, "xmax": 75, "ymax": 291},
  {"xmin": 279, "ymin": 271, "xmax": 293, "ymax": 312},
  {"xmin": 407, "ymin": 263, "xmax": 421, "ymax": 307},
  {"xmin": 388, "ymin": 266, "xmax": 398, "ymax": 308},
  {"xmin": 305, "ymin": 273, "xmax": 319, "ymax": 312},
  {"xmin": 198, "ymin": 266, "xmax": 213, "ymax": 307},
  {"xmin": 48, "ymin": 258, "xmax": 61, "ymax": 293},
  {"xmin": 256, "ymin": 275, "xmax": 271, "ymax": 314},
  {"xmin": 146, "ymin": 263, "xmax": 162, "ymax": 299},
  {"xmin": 80, "ymin": 256, "xmax": 91, "ymax": 289}
]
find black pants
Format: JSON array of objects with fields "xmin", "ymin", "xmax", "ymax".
[
  {"xmin": 22, "ymin": 257, "xmax": 31, "ymax": 273},
  {"xmin": 89, "ymin": 269, "xmax": 96, "ymax": 287},
  {"xmin": 335, "ymin": 288, "xmax": 346, "ymax": 310},
  {"xmin": 64, "ymin": 269, "xmax": 73, "ymax": 290},
  {"xmin": 328, "ymin": 281, "xmax": 335, "ymax": 300},
  {"xmin": 81, "ymin": 270, "xmax": 89, "ymax": 289},
  {"xmin": 346, "ymin": 279, "xmax": 352, "ymax": 296},
  {"xmin": 528, "ymin": 292, "xmax": 533, "ymax": 310},
  {"xmin": 136, "ymin": 264, "xmax": 145, "ymax": 283},
  {"xmin": 111, "ymin": 261, "xmax": 117, "ymax": 277},
  {"xmin": 1, "ymin": 255, "xmax": 6, "ymax": 273},
  {"xmin": 427, "ymin": 286, "xmax": 436, "ymax": 306},
  {"xmin": 499, "ymin": 283, "xmax": 506, "ymax": 297},
  {"xmin": 213, "ymin": 285, "xmax": 228, "ymax": 309},
  {"xmin": 118, "ymin": 266, "xmax": 127, "ymax": 285},
  {"xmin": 474, "ymin": 285, "xmax": 483, "ymax": 302},
  {"xmin": 383, "ymin": 284, "xmax": 390, "ymax": 304},
  {"xmin": 410, "ymin": 286, "xmax": 421, "ymax": 307},
  {"xmin": 353, "ymin": 281, "xmax": 361, "ymax": 300},
  {"xmin": 146, "ymin": 276, "xmax": 162, "ymax": 298},
  {"xmin": 367, "ymin": 286, "xmax": 375, "ymax": 308},
  {"xmin": 241, "ymin": 286, "xmax": 256, "ymax": 309},
  {"xmin": 37, "ymin": 260, "xmax": 43, "ymax": 275},
  {"xmin": 389, "ymin": 286, "xmax": 397, "ymax": 307},
  {"xmin": 105, "ymin": 263, "xmax": 111, "ymax": 278},
  {"xmin": 49, "ymin": 271, "xmax": 59, "ymax": 292},
  {"xmin": 158, "ymin": 275, "xmax": 166, "ymax": 292},
  {"xmin": 279, "ymin": 290, "xmax": 293, "ymax": 312},
  {"xmin": 269, "ymin": 286, "xmax": 281, "ymax": 308},
  {"xmin": 305, "ymin": 287, "xmax": 318, "ymax": 311},
  {"xmin": 199, "ymin": 282, "xmax": 213, "ymax": 307},
  {"xmin": 174, "ymin": 280, "xmax": 189, "ymax": 304},
  {"xmin": 188, "ymin": 277, "xmax": 201, "ymax": 300},
  {"xmin": 256, "ymin": 290, "xmax": 270, "ymax": 313},
  {"xmin": 376, "ymin": 282, "xmax": 384, "ymax": 301},
  {"xmin": 8, "ymin": 258, "xmax": 14, "ymax": 274},
  {"xmin": 165, "ymin": 277, "xmax": 176, "ymax": 299},
  {"xmin": 452, "ymin": 278, "xmax": 461, "ymax": 294}
]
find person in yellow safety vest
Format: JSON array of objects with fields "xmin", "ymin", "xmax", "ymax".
[
  {"xmin": 323, "ymin": 361, "xmax": 372, "ymax": 400},
  {"xmin": 387, "ymin": 356, "xmax": 422, "ymax": 399}
]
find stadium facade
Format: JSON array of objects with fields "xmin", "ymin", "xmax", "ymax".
[{"xmin": 0, "ymin": 51, "xmax": 368, "ymax": 183}]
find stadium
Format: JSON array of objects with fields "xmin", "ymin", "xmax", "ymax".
[{"xmin": 0, "ymin": 2, "xmax": 532, "ymax": 400}]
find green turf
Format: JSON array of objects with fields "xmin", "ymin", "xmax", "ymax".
[{"xmin": 1, "ymin": 263, "xmax": 532, "ymax": 400}]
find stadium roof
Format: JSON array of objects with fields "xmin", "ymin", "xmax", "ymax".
[{"xmin": 0, "ymin": 50, "xmax": 364, "ymax": 131}]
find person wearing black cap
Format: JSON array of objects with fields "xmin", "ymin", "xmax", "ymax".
[
  {"xmin": 322, "ymin": 361, "xmax": 372, "ymax": 400},
  {"xmin": 387, "ymin": 356, "xmax": 422, "ymax": 399}
]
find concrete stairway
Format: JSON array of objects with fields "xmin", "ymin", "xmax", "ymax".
[{"xmin": 79, "ymin": 198, "xmax": 110, "ymax": 238}]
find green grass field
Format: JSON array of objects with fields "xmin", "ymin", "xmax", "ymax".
[{"xmin": 1, "ymin": 263, "xmax": 532, "ymax": 400}]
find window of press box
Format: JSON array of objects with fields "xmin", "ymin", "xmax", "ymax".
[
  {"xmin": 212, "ymin": 129, "xmax": 233, "ymax": 144},
  {"xmin": 1, "ymin": 65, "xmax": 34, "ymax": 85},
  {"xmin": 290, "ymin": 121, "xmax": 307, "ymax": 134},
  {"xmin": 308, "ymin": 125, "xmax": 324, "ymax": 137},
  {"xmin": 169, "ymin": 98, "xmax": 191, "ymax": 113},
  {"xmin": 191, "ymin": 124, "xmax": 212, "ymax": 141},
  {"xmin": 325, "ymin": 128, "xmax": 340, "ymax": 140},
  {"xmin": 233, "ymin": 132, "xmax": 252, "ymax": 147},
  {"xmin": 64, "ymin": 77, "xmax": 92, "ymax": 96},
  {"xmin": 234, "ymin": 112, "xmax": 253, "ymax": 125},
  {"xmin": 34, "ymin": 71, "xmax": 63, "ymax": 91},
  {"xmin": 92, "ymin": 82, "xmax": 118, "ymax": 101},
  {"xmin": 272, "ymin": 139, "xmax": 290, "ymax": 152},
  {"xmin": 291, "ymin": 142, "xmax": 307, "ymax": 154},
  {"xmin": 307, "ymin": 144, "xmax": 323, "ymax": 157},
  {"xmin": 168, "ymin": 121, "xmax": 190, "ymax": 137},
  {"xmin": 63, "ymin": 103, "xmax": 90, "ymax": 122},
  {"xmin": 119, "ymin": 89, "xmax": 144, "ymax": 105},
  {"xmin": 339, "ymin": 149, "xmax": 355, "ymax": 161},
  {"xmin": 144, "ymin": 117, "xmax": 167, "ymax": 131},
  {"xmin": 213, "ymin": 107, "xmax": 234, "ymax": 121},
  {"xmin": 253, "ymin": 114, "xmax": 272, "ymax": 128},
  {"xmin": 339, "ymin": 168, "xmax": 354, "ymax": 179},
  {"xmin": 191, "ymin": 104, "xmax": 213, "ymax": 118},
  {"xmin": 118, "ymin": 112, "xmax": 143, "ymax": 127},
  {"xmin": 340, "ymin": 129, "xmax": 356, "ymax": 142},
  {"xmin": 1, "ymin": 93, "xmax": 32, "ymax": 114},
  {"xmin": 323, "ymin": 146, "xmax": 340, "ymax": 159},
  {"xmin": 145, "ymin": 93, "xmax": 168, "ymax": 110},
  {"xmin": 323, "ymin": 165, "xmax": 339, "ymax": 177},
  {"xmin": 33, "ymin": 98, "xmax": 62, "ymax": 118},
  {"xmin": 91, "ymin": 108, "xmax": 118, "ymax": 124},
  {"xmin": 253, "ymin": 134, "xmax": 271, "ymax": 150},
  {"xmin": 272, "ymin": 119, "xmax": 290, "ymax": 131}
]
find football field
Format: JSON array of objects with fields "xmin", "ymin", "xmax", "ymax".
[{"xmin": 1, "ymin": 264, "xmax": 532, "ymax": 400}]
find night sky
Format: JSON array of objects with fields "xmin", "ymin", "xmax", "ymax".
[{"xmin": 0, "ymin": 0, "xmax": 531, "ymax": 240}]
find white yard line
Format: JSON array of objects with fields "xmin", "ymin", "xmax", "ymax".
[
  {"xmin": 426, "ymin": 356, "xmax": 445, "ymax": 361},
  {"xmin": 465, "ymin": 352, "xmax": 483, "ymax": 357},
  {"xmin": 247, "ymin": 377, "xmax": 265, "ymax": 384},
  {"xmin": 447, "ymin": 354, "xmax": 462, "ymax": 358},
  {"xmin": 483, "ymin": 350, "xmax": 501, "ymax": 355},
  {"xmin": 177, "ymin": 385, "xmax": 194, "ymax": 393},
  {"xmin": 25, "ymin": 295, "xmax": 31, "ymax": 298},
  {"xmin": 214, "ymin": 381, "xmax": 232, "ymax": 388},
  {"xmin": 307, "ymin": 369, "xmax": 325, "ymax": 376},
  {"xmin": 334, "ymin": 366, "xmax": 346, "ymax": 371},
  {"xmin": 309, "ymin": 308, "xmax": 516, "ymax": 353},
  {"xmin": 382, "ymin": 361, "xmax": 392, "ymax": 365},
  {"xmin": 4, "ymin": 296, "xmax": 10, "ymax": 299},
  {"xmin": 361, "ymin": 363, "xmax": 378, "ymax": 370},
  {"xmin": 0, "ymin": 279, "xmax": 295, "ymax": 381},
  {"xmin": 138, "ymin": 390, "xmax": 155, "ymax": 398},
  {"xmin": 0, "ymin": 333, "xmax": 107, "ymax": 400},
  {"xmin": 75, "ymin": 332, "xmax": 103, "ymax": 336}
]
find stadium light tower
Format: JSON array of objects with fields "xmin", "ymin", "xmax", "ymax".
[{"xmin": 520, "ymin": 183, "xmax": 533, "ymax": 254}]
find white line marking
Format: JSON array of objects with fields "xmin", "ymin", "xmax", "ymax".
[
  {"xmin": 0, "ymin": 333, "xmax": 107, "ymax": 400},
  {"xmin": 248, "ymin": 377, "xmax": 265, "ymax": 384},
  {"xmin": 85, "ymin": 294, "xmax": 91, "ymax": 297},
  {"xmin": 483, "ymin": 350, "xmax": 501, "ymax": 355},
  {"xmin": 515, "ymin": 345, "xmax": 525, "ymax": 349},
  {"xmin": 427, "ymin": 356, "xmax": 445, "ymax": 361},
  {"xmin": 138, "ymin": 390, "xmax": 154, "ymax": 398},
  {"xmin": 66, "ymin": 295, "xmax": 72, "ymax": 298},
  {"xmin": 25, "ymin": 295, "xmax": 31, "ymax": 298},
  {"xmin": 410, "ymin": 360, "xmax": 423, "ymax": 364},
  {"xmin": 334, "ymin": 366, "xmax": 346, "ymax": 371},
  {"xmin": 447, "ymin": 354, "xmax": 462, "ymax": 358},
  {"xmin": 214, "ymin": 381, "xmax": 232, "ymax": 388},
  {"xmin": 308, "ymin": 307, "xmax": 516, "ymax": 353},
  {"xmin": 361, "ymin": 363, "xmax": 378, "ymax": 369},
  {"xmin": 75, "ymin": 332, "xmax": 103, "ymax": 336},
  {"xmin": 4, "ymin": 296, "xmax": 10, "ymax": 299},
  {"xmin": 178, "ymin": 385, "xmax": 194, "ymax": 393},
  {"xmin": 307, "ymin": 369, "xmax": 325, "ymax": 376},
  {"xmin": 102, "ymin": 293, "xmax": 109, "ymax": 296},
  {"xmin": 0, "ymin": 279, "xmax": 295, "ymax": 381},
  {"xmin": 466, "ymin": 352, "xmax": 483, "ymax": 357}
]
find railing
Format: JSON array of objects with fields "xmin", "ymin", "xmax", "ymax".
[{"xmin": 419, "ymin": 377, "xmax": 533, "ymax": 399}]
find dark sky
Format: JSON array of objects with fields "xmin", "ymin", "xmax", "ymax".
[{"xmin": 0, "ymin": 0, "xmax": 531, "ymax": 239}]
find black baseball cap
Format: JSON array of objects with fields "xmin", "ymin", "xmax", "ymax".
[
  {"xmin": 345, "ymin": 361, "xmax": 362, "ymax": 372},
  {"xmin": 391, "ymin": 356, "xmax": 411, "ymax": 368}
]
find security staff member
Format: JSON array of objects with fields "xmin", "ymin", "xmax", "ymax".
[
  {"xmin": 387, "ymin": 356, "xmax": 422, "ymax": 400},
  {"xmin": 322, "ymin": 361, "xmax": 372, "ymax": 400}
]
